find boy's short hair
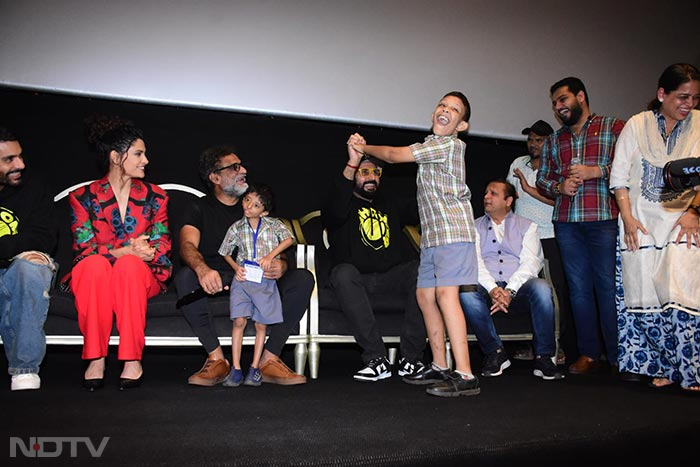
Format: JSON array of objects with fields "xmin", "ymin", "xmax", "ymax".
[
  {"xmin": 550, "ymin": 77, "xmax": 590, "ymax": 107},
  {"xmin": 443, "ymin": 91, "xmax": 471, "ymax": 123},
  {"xmin": 245, "ymin": 182, "xmax": 275, "ymax": 213}
]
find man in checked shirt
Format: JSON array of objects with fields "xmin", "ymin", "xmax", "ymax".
[{"xmin": 537, "ymin": 77, "xmax": 625, "ymax": 376}]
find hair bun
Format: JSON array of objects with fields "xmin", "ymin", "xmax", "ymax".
[{"xmin": 84, "ymin": 114, "xmax": 134, "ymax": 147}]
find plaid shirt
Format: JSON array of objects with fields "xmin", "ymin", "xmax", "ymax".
[
  {"xmin": 410, "ymin": 134, "xmax": 476, "ymax": 248},
  {"xmin": 218, "ymin": 216, "xmax": 294, "ymax": 264},
  {"xmin": 537, "ymin": 115, "xmax": 624, "ymax": 222}
]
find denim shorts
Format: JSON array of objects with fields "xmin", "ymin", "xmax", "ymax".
[{"xmin": 417, "ymin": 242, "xmax": 477, "ymax": 288}]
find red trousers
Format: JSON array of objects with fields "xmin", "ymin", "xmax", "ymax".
[{"xmin": 72, "ymin": 254, "xmax": 160, "ymax": 361}]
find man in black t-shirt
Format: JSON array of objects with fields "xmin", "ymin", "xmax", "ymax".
[
  {"xmin": 322, "ymin": 138, "xmax": 426, "ymax": 382},
  {"xmin": 0, "ymin": 127, "xmax": 57, "ymax": 391},
  {"xmin": 175, "ymin": 145, "xmax": 314, "ymax": 386}
]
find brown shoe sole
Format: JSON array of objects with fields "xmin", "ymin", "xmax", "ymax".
[
  {"xmin": 261, "ymin": 374, "xmax": 307, "ymax": 385},
  {"xmin": 188, "ymin": 375, "xmax": 228, "ymax": 386},
  {"xmin": 568, "ymin": 363, "xmax": 602, "ymax": 375}
]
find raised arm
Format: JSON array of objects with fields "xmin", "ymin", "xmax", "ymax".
[{"xmin": 348, "ymin": 133, "xmax": 415, "ymax": 164}]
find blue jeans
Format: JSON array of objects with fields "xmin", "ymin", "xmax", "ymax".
[
  {"xmin": 459, "ymin": 278, "xmax": 556, "ymax": 357},
  {"xmin": 0, "ymin": 256, "xmax": 56, "ymax": 375},
  {"xmin": 554, "ymin": 220, "xmax": 617, "ymax": 362}
]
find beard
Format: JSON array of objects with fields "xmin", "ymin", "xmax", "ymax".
[
  {"xmin": 560, "ymin": 100, "xmax": 584, "ymax": 127},
  {"xmin": 222, "ymin": 179, "xmax": 248, "ymax": 197},
  {"xmin": 527, "ymin": 148, "xmax": 541, "ymax": 159},
  {"xmin": 0, "ymin": 169, "xmax": 23, "ymax": 187},
  {"xmin": 354, "ymin": 181, "xmax": 378, "ymax": 200}
]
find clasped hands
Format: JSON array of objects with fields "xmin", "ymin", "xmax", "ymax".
[
  {"xmin": 561, "ymin": 164, "xmax": 598, "ymax": 197},
  {"xmin": 347, "ymin": 133, "xmax": 366, "ymax": 162},
  {"xmin": 128, "ymin": 234, "xmax": 156, "ymax": 262},
  {"xmin": 489, "ymin": 287, "xmax": 512, "ymax": 315}
]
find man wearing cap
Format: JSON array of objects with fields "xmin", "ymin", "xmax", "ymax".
[
  {"xmin": 507, "ymin": 120, "xmax": 576, "ymax": 364},
  {"xmin": 321, "ymin": 138, "xmax": 427, "ymax": 382},
  {"xmin": 508, "ymin": 120, "xmax": 555, "ymax": 238}
]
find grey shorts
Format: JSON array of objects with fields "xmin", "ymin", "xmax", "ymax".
[{"xmin": 417, "ymin": 242, "xmax": 477, "ymax": 288}]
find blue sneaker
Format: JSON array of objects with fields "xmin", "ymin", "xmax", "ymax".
[
  {"xmin": 243, "ymin": 367, "xmax": 263, "ymax": 387},
  {"xmin": 222, "ymin": 368, "xmax": 243, "ymax": 387}
]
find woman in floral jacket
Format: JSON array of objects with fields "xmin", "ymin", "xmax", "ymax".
[{"xmin": 67, "ymin": 115, "xmax": 171, "ymax": 391}]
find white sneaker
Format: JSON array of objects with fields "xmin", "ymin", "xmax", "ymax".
[
  {"xmin": 11, "ymin": 373, "xmax": 41, "ymax": 391},
  {"xmin": 353, "ymin": 357, "xmax": 392, "ymax": 382}
]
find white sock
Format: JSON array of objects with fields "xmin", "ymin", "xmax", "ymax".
[{"xmin": 454, "ymin": 370, "xmax": 475, "ymax": 380}]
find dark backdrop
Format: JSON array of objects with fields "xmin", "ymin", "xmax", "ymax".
[{"xmin": 2, "ymin": 86, "xmax": 525, "ymax": 220}]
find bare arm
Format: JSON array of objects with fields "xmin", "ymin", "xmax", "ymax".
[
  {"xmin": 258, "ymin": 237, "xmax": 295, "ymax": 270},
  {"xmin": 513, "ymin": 168, "xmax": 554, "ymax": 206},
  {"xmin": 179, "ymin": 224, "xmax": 226, "ymax": 294},
  {"xmin": 348, "ymin": 131, "xmax": 415, "ymax": 164},
  {"xmin": 358, "ymin": 144, "xmax": 414, "ymax": 164}
]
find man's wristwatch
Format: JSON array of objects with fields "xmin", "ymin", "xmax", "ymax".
[
  {"xmin": 687, "ymin": 204, "xmax": 700, "ymax": 215},
  {"xmin": 505, "ymin": 288, "xmax": 517, "ymax": 298},
  {"xmin": 553, "ymin": 182, "xmax": 562, "ymax": 196}
]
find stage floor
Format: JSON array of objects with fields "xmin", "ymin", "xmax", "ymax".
[{"xmin": 4, "ymin": 345, "xmax": 698, "ymax": 466}]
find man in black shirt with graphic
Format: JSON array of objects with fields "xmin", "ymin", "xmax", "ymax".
[
  {"xmin": 323, "ymin": 138, "xmax": 426, "ymax": 382},
  {"xmin": 0, "ymin": 127, "xmax": 57, "ymax": 391}
]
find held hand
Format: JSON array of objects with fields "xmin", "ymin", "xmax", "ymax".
[
  {"xmin": 258, "ymin": 255, "xmax": 274, "ymax": 271},
  {"xmin": 621, "ymin": 215, "xmax": 648, "ymax": 251},
  {"xmin": 263, "ymin": 257, "xmax": 287, "ymax": 280},
  {"xmin": 560, "ymin": 177, "xmax": 581, "ymax": 197},
  {"xmin": 347, "ymin": 133, "xmax": 366, "ymax": 163},
  {"xmin": 568, "ymin": 164, "xmax": 588, "ymax": 181},
  {"xmin": 673, "ymin": 210, "xmax": 700, "ymax": 249}
]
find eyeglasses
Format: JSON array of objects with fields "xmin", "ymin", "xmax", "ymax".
[
  {"xmin": 357, "ymin": 167, "xmax": 382, "ymax": 177},
  {"xmin": 213, "ymin": 162, "xmax": 242, "ymax": 173}
]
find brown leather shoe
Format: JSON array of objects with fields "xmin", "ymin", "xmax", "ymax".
[
  {"xmin": 260, "ymin": 356, "xmax": 306, "ymax": 385},
  {"xmin": 568, "ymin": 355, "xmax": 602, "ymax": 375},
  {"xmin": 188, "ymin": 358, "xmax": 231, "ymax": 386}
]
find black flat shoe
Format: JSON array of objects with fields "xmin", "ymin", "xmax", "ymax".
[
  {"xmin": 119, "ymin": 375, "xmax": 142, "ymax": 390},
  {"xmin": 83, "ymin": 378, "xmax": 104, "ymax": 392}
]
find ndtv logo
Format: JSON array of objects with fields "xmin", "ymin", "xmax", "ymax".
[{"xmin": 10, "ymin": 437, "xmax": 110, "ymax": 458}]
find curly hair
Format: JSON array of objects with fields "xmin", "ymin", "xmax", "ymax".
[
  {"xmin": 198, "ymin": 144, "xmax": 238, "ymax": 191},
  {"xmin": 84, "ymin": 114, "xmax": 143, "ymax": 172}
]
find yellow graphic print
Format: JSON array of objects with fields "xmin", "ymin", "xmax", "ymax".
[
  {"xmin": 0, "ymin": 207, "xmax": 19, "ymax": 238},
  {"xmin": 358, "ymin": 207, "xmax": 390, "ymax": 251}
]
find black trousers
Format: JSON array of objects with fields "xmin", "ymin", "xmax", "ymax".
[
  {"xmin": 328, "ymin": 260, "xmax": 426, "ymax": 364},
  {"xmin": 542, "ymin": 237, "xmax": 578, "ymax": 363},
  {"xmin": 175, "ymin": 266, "xmax": 314, "ymax": 356}
]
